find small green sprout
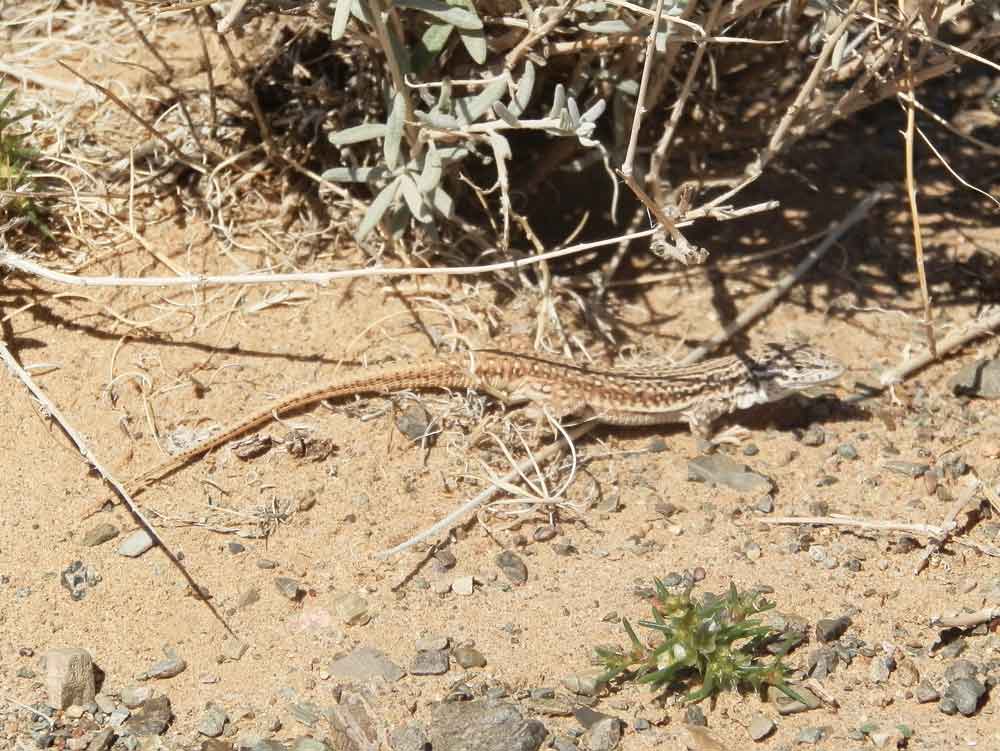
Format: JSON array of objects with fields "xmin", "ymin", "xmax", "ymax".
[
  {"xmin": 596, "ymin": 581, "xmax": 804, "ymax": 704},
  {"xmin": 0, "ymin": 87, "xmax": 49, "ymax": 236}
]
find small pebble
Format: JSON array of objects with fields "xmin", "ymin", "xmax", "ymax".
[
  {"xmin": 836, "ymin": 443, "xmax": 859, "ymax": 460},
  {"xmin": 748, "ymin": 714, "xmax": 775, "ymax": 741},
  {"xmin": 452, "ymin": 576, "xmax": 474, "ymax": 596},
  {"xmin": 275, "ymin": 577, "xmax": 304, "ymax": 601}
]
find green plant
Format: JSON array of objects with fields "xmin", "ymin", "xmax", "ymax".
[
  {"xmin": 0, "ymin": 88, "xmax": 48, "ymax": 236},
  {"xmin": 597, "ymin": 581, "xmax": 804, "ymax": 704}
]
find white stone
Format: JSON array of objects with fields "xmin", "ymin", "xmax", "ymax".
[{"xmin": 44, "ymin": 648, "xmax": 95, "ymax": 709}]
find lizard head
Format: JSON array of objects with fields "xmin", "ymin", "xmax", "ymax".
[{"xmin": 745, "ymin": 343, "xmax": 845, "ymax": 400}]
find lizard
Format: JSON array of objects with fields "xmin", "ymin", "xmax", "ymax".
[{"xmin": 83, "ymin": 342, "xmax": 844, "ymax": 517}]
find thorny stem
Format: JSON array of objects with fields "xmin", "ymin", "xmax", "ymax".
[{"xmin": 620, "ymin": 0, "xmax": 664, "ymax": 177}]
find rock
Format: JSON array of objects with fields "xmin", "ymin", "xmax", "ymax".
[
  {"xmin": 769, "ymin": 685, "xmax": 821, "ymax": 715},
  {"xmin": 797, "ymin": 726, "xmax": 825, "ymax": 744},
  {"xmin": 415, "ymin": 636, "xmax": 449, "ymax": 652},
  {"xmin": 687, "ymin": 454, "xmax": 772, "ymax": 493},
  {"xmin": 869, "ymin": 727, "xmax": 907, "ymax": 748},
  {"xmin": 836, "ymin": 443, "xmax": 859, "ymax": 460},
  {"xmin": 123, "ymin": 695, "xmax": 173, "ymax": 736},
  {"xmin": 583, "ymin": 717, "xmax": 622, "ymax": 751},
  {"xmin": 815, "ymin": 616, "xmax": 851, "ymax": 643},
  {"xmin": 944, "ymin": 659, "xmax": 978, "ymax": 681},
  {"xmin": 199, "ymin": 703, "xmax": 228, "ymax": 737},
  {"xmin": 452, "ymin": 576, "xmax": 474, "ymax": 596},
  {"xmin": 428, "ymin": 700, "xmax": 546, "ymax": 751},
  {"xmin": 941, "ymin": 677, "xmax": 986, "ymax": 716},
  {"xmin": 328, "ymin": 647, "xmax": 405, "ymax": 683},
  {"xmin": 915, "ymin": 680, "xmax": 940, "ymax": 703},
  {"xmin": 453, "ymin": 647, "xmax": 487, "ymax": 668},
  {"xmin": 44, "ymin": 648, "xmax": 95, "ymax": 709},
  {"xmin": 390, "ymin": 724, "xmax": 429, "ymax": 751},
  {"xmin": 410, "ymin": 649, "xmax": 449, "ymax": 676},
  {"xmin": 799, "ymin": 427, "xmax": 826, "ymax": 447},
  {"xmin": 221, "ymin": 638, "xmax": 248, "ymax": 662},
  {"xmin": 882, "ymin": 460, "xmax": 929, "ymax": 478},
  {"xmin": 495, "ymin": 551, "xmax": 528, "ymax": 584},
  {"xmin": 117, "ymin": 530, "xmax": 155, "ymax": 558},
  {"xmin": 332, "ymin": 592, "xmax": 369, "ymax": 626},
  {"xmin": 94, "ymin": 694, "xmax": 116, "ymax": 714},
  {"xmin": 108, "ymin": 708, "xmax": 130, "ymax": 726},
  {"xmin": 275, "ymin": 577, "xmax": 304, "ymax": 601},
  {"xmin": 86, "ymin": 727, "xmax": 115, "ymax": 751},
  {"xmin": 870, "ymin": 655, "xmax": 895, "ymax": 683},
  {"xmin": 237, "ymin": 588, "xmax": 261, "ymax": 609},
  {"xmin": 201, "ymin": 740, "xmax": 235, "ymax": 751},
  {"xmin": 561, "ymin": 670, "xmax": 606, "ymax": 697},
  {"xmin": 896, "ymin": 659, "xmax": 919, "ymax": 687},
  {"xmin": 139, "ymin": 651, "xmax": 186, "ymax": 680},
  {"xmin": 748, "ymin": 714, "xmax": 775, "ymax": 741},
  {"xmin": 949, "ymin": 358, "xmax": 1000, "ymax": 399},
  {"xmin": 82, "ymin": 523, "xmax": 119, "ymax": 547},
  {"xmin": 395, "ymin": 403, "xmax": 432, "ymax": 441},
  {"xmin": 290, "ymin": 738, "xmax": 330, "ymax": 751},
  {"xmin": 120, "ymin": 686, "xmax": 152, "ymax": 709}
]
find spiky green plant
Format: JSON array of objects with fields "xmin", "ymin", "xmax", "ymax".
[
  {"xmin": 0, "ymin": 88, "xmax": 49, "ymax": 236},
  {"xmin": 597, "ymin": 581, "xmax": 804, "ymax": 704}
]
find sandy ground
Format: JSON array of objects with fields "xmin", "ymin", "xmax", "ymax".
[{"xmin": 1, "ymin": 4, "xmax": 999, "ymax": 751}]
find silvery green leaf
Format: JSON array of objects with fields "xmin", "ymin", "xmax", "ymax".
[
  {"xmin": 436, "ymin": 145, "xmax": 470, "ymax": 162},
  {"xmin": 349, "ymin": 0, "xmax": 374, "ymax": 26},
  {"xmin": 567, "ymin": 97, "xmax": 581, "ymax": 125},
  {"xmin": 356, "ymin": 176, "xmax": 401, "ymax": 241},
  {"xmin": 386, "ymin": 22, "xmax": 412, "ymax": 75},
  {"xmin": 458, "ymin": 27, "xmax": 487, "ymax": 64},
  {"xmin": 510, "ymin": 60, "xmax": 534, "ymax": 117},
  {"xmin": 831, "ymin": 29, "xmax": 847, "ymax": 69},
  {"xmin": 330, "ymin": 123, "xmax": 387, "ymax": 146},
  {"xmin": 580, "ymin": 98, "xmax": 606, "ymax": 123},
  {"xmin": 321, "ymin": 165, "xmax": 391, "ymax": 183},
  {"xmin": 548, "ymin": 84, "xmax": 566, "ymax": 119},
  {"xmin": 385, "ymin": 205, "xmax": 411, "ymax": 237},
  {"xmin": 576, "ymin": 1, "xmax": 607, "ymax": 12},
  {"xmin": 492, "ymin": 101, "xmax": 521, "ymax": 127},
  {"xmin": 330, "ymin": 0, "xmax": 353, "ymax": 39},
  {"xmin": 579, "ymin": 20, "xmax": 633, "ymax": 33},
  {"xmin": 418, "ymin": 142, "xmax": 443, "ymax": 193},
  {"xmin": 616, "ymin": 79, "xmax": 639, "ymax": 97},
  {"xmin": 456, "ymin": 77, "xmax": 508, "ymax": 124},
  {"xmin": 393, "ymin": 0, "xmax": 483, "ymax": 30},
  {"xmin": 399, "ymin": 174, "xmax": 432, "ymax": 222},
  {"xmin": 415, "ymin": 110, "xmax": 460, "ymax": 129},
  {"xmin": 655, "ymin": 30, "xmax": 668, "ymax": 52},
  {"xmin": 431, "ymin": 185, "xmax": 454, "ymax": 218},
  {"xmin": 422, "ymin": 22, "xmax": 454, "ymax": 54},
  {"xmin": 383, "ymin": 92, "xmax": 405, "ymax": 170},
  {"xmin": 489, "ymin": 131, "xmax": 511, "ymax": 161}
]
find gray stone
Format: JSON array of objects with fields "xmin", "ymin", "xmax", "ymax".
[
  {"xmin": 94, "ymin": 694, "xmax": 116, "ymax": 714},
  {"xmin": 44, "ymin": 648, "xmax": 95, "ymax": 710},
  {"xmin": 139, "ymin": 652, "xmax": 186, "ymax": 680},
  {"xmin": 221, "ymin": 638, "xmax": 248, "ymax": 662},
  {"xmin": 942, "ymin": 677, "xmax": 986, "ymax": 716},
  {"xmin": 453, "ymin": 646, "xmax": 487, "ymax": 668},
  {"xmin": 748, "ymin": 714, "xmax": 775, "ymax": 741},
  {"xmin": 119, "ymin": 686, "xmax": 152, "ymax": 709},
  {"xmin": 870, "ymin": 655, "xmax": 895, "ymax": 683},
  {"xmin": 82, "ymin": 523, "xmax": 119, "ymax": 547},
  {"xmin": 108, "ymin": 708, "xmax": 130, "ymax": 727},
  {"xmin": 800, "ymin": 427, "xmax": 826, "ymax": 447},
  {"xmin": 944, "ymin": 659, "xmax": 978, "ymax": 681},
  {"xmin": 415, "ymin": 636, "xmax": 449, "ymax": 652},
  {"xmin": 390, "ymin": 724, "xmax": 429, "ymax": 751},
  {"xmin": 122, "ymin": 695, "xmax": 172, "ymax": 736},
  {"xmin": 561, "ymin": 670, "xmax": 606, "ymax": 697},
  {"xmin": 950, "ymin": 358, "xmax": 1000, "ymax": 399},
  {"xmin": 290, "ymin": 738, "xmax": 330, "ymax": 751},
  {"xmin": 915, "ymin": 679, "xmax": 940, "ymax": 703},
  {"xmin": 583, "ymin": 717, "xmax": 622, "ymax": 751},
  {"xmin": 769, "ymin": 685, "xmax": 821, "ymax": 715},
  {"xmin": 797, "ymin": 726, "xmax": 825, "ymax": 744},
  {"xmin": 687, "ymin": 454, "xmax": 773, "ymax": 493},
  {"xmin": 328, "ymin": 647, "xmax": 405, "ymax": 683},
  {"xmin": 410, "ymin": 649, "xmax": 449, "ymax": 676},
  {"xmin": 815, "ymin": 615, "xmax": 851, "ymax": 643},
  {"xmin": 198, "ymin": 703, "xmax": 228, "ymax": 737},
  {"xmin": 117, "ymin": 530, "xmax": 155, "ymax": 558},
  {"xmin": 275, "ymin": 577, "xmax": 304, "ymax": 601},
  {"xmin": 86, "ymin": 727, "xmax": 114, "ymax": 751},
  {"xmin": 882, "ymin": 460, "xmax": 929, "ymax": 478},
  {"xmin": 495, "ymin": 551, "xmax": 528, "ymax": 584},
  {"xmin": 837, "ymin": 443, "xmax": 859, "ymax": 460},
  {"xmin": 332, "ymin": 592, "xmax": 369, "ymax": 626},
  {"xmin": 428, "ymin": 700, "xmax": 546, "ymax": 751}
]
